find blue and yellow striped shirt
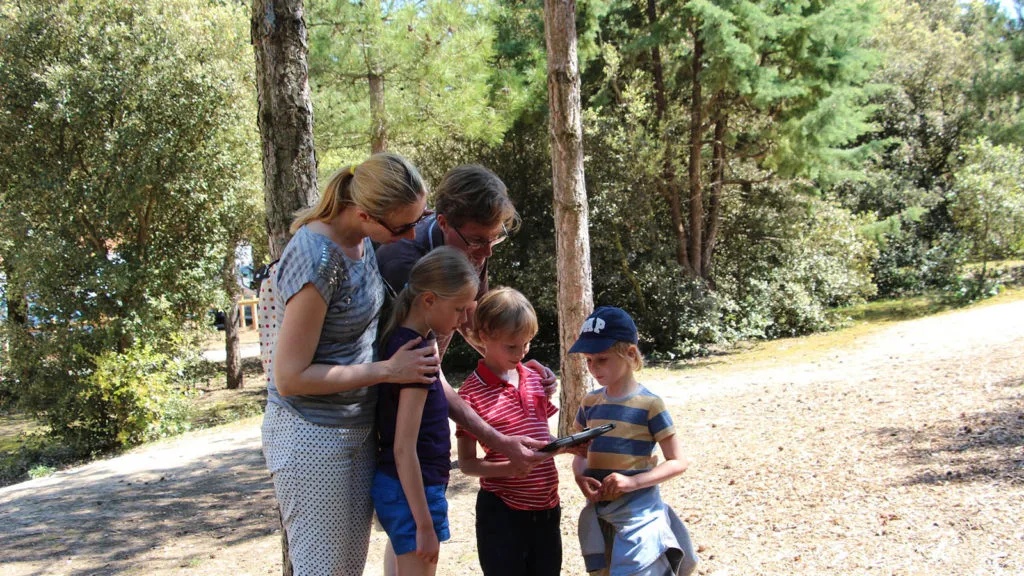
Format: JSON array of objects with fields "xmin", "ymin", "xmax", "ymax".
[{"xmin": 574, "ymin": 384, "xmax": 675, "ymax": 481}]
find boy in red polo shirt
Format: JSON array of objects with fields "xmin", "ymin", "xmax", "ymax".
[{"xmin": 455, "ymin": 288, "xmax": 562, "ymax": 576}]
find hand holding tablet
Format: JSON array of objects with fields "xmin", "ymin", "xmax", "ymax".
[{"xmin": 538, "ymin": 423, "xmax": 616, "ymax": 453}]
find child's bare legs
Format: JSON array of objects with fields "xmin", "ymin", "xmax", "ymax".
[
  {"xmin": 395, "ymin": 551, "xmax": 437, "ymax": 576},
  {"xmin": 383, "ymin": 541, "xmax": 397, "ymax": 576}
]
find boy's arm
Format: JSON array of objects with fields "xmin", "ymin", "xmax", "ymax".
[
  {"xmin": 393, "ymin": 387, "xmax": 440, "ymax": 564},
  {"xmin": 441, "ymin": 370, "xmax": 545, "ymax": 473},
  {"xmin": 457, "ymin": 436, "xmax": 525, "ymax": 479},
  {"xmin": 573, "ymin": 454, "xmax": 603, "ymax": 502},
  {"xmin": 600, "ymin": 433, "xmax": 689, "ymax": 500}
]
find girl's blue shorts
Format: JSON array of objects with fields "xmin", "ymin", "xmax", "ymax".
[{"xmin": 371, "ymin": 470, "xmax": 450, "ymax": 555}]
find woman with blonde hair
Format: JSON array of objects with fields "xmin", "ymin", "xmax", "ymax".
[{"xmin": 261, "ymin": 152, "xmax": 439, "ymax": 575}]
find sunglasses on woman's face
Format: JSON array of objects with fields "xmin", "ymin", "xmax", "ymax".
[{"xmin": 374, "ymin": 209, "xmax": 434, "ymax": 237}]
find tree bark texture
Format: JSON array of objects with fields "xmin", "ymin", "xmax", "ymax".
[
  {"xmin": 647, "ymin": 0, "xmax": 689, "ymax": 272},
  {"xmin": 544, "ymin": 0, "xmax": 595, "ymax": 437},
  {"xmin": 702, "ymin": 114, "xmax": 727, "ymax": 280},
  {"xmin": 369, "ymin": 72, "xmax": 388, "ymax": 154},
  {"xmin": 687, "ymin": 31, "xmax": 704, "ymax": 278},
  {"xmin": 252, "ymin": 0, "xmax": 320, "ymax": 572},
  {"xmin": 252, "ymin": 0, "xmax": 319, "ymax": 261},
  {"xmin": 222, "ymin": 248, "xmax": 244, "ymax": 390}
]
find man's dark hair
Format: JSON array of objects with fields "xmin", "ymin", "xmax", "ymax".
[{"xmin": 433, "ymin": 165, "xmax": 520, "ymax": 231}]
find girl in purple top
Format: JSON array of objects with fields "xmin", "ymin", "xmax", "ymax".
[{"xmin": 372, "ymin": 246, "xmax": 480, "ymax": 575}]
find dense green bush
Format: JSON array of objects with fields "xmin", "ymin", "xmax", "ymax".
[
  {"xmin": 870, "ymin": 221, "xmax": 967, "ymax": 298},
  {"xmin": 715, "ymin": 188, "xmax": 878, "ymax": 338},
  {"xmin": 26, "ymin": 342, "xmax": 194, "ymax": 454}
]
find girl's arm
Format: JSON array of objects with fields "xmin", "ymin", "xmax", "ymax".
[
  {"xmin": 457, "ymin": 436, "xmax": 526, "ymax": 479},
  {"xmin": 274, "ymin": 285, "xmax": 439, "ymax": 396},
  {"xmin": 394, "ymin": 387, "xmax": 439, "ymax": 564},
  {"xmin": 600, "ymin": 434, "xmax": 689, "ymax": 500}
]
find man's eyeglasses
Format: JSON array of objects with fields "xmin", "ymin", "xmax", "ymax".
[
  {"xmin": 453, "ymin": 223, "xmax": 509, "ymax": 251},
  {"xmin": 374, "ymin": 209, "xmax": 434, "ymax": 237}
]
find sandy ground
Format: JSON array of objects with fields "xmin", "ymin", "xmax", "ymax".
[{"xmin": 1, "ymin": 299, "xmax": 1022, "ymax": 576}]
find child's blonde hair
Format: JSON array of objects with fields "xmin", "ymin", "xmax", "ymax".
[
  {"xmin": 609, "ymin": 341, "xmax": 644, "ymax": 372},
  {"xmin": 382, "ymin": 247, "xmax": 479, "ymax": 343},
  {"xmin": 291, "ymin": 152, "xmax": 425, "ymax": 233},
  {"xmin": 473, "ymin": 287, "xmax": 538, "ymax": 340}
]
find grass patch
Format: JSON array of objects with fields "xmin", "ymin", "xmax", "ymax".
[
  {"xmin": 0, "ymin": 425, "xmax": 82, "ymax": 486},
  {"xmin": 188, "ymin": 357, "xmax": 268, "ymax": 429}
]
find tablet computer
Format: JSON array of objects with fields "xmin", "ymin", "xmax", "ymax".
[{"xmin": 538, "ymin": 423, "xmax": 616, "ymax": 453}]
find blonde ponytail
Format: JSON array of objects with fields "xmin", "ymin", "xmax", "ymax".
[{"xmin": 291, "ymin": 152, "xmax": 426, "ymax": 234}]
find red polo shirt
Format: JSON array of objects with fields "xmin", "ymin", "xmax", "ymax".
[{"xmin": 456, "ymin": 361, "xmax": 559, "ymax": 511}]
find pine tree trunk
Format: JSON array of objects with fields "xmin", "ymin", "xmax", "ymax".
[
  {"xmin": 369, "ymin": 72, "xmax": 388, "ymax": 154},
  {"xmin": 252, "ymin": 1, "xmax": 320, "ymax": 572},
  {"xmin": 687, "ymin": 32, "xmax": 705, "ymax": 278},
  {"xmin": 222, "ymin": 248, "xmax": 244, "ymax": 390},
  {"xmin": 647, "ymin": 0, "xmax": 689, "ymax": 272},
  {"xmin": 252, "ymin": 0, "xmax": 319, "ymax": 261},
  {"xmin": 544, "ymin": 0, "xmax": 595, "ymax": 437},
  {"xmin": 702, "ymin": 114, "xmax": 727, "ymax": 280}
]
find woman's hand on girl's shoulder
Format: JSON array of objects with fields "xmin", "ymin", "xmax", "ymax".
[{"xmin": 386, "ymin": 338, "xmax": 440, "ymax": 384}]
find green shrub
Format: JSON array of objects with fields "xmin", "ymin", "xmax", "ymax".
[
  {"xmin": 870, "ymin": 218, "xmax": 967, "ymax": 298},
  {"xmin": 27, "ymin": 464, "xmax": 56, "ymax": 479},
  {"xmin": 716, "ymin": 189, "xmax": 879, "ymax": 339},
  {"xmin": 42, "ymin": 343, "xmax": 194, "ymax": 454}
]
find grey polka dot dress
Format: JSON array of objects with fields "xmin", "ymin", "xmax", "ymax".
[
  {"xmin": 262, "ymin": 403, "xmax": 376, "ymax": 576},
  {"xmin": 259, "ymin": 226, "xmax": 385, "ymax": 576}
]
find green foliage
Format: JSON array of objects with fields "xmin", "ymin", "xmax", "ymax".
[
  {"xmin": 714, "ymin": 188, "xmax": 878, "ymax": 338},
  {"xmin": 24, "ymin": 343, "xmax": 194, "ymax": 454},
  {"xmin": 951, "ymin": 137, "xmax": 1024, "ymax": 261},
  {"xmin": 0, "ymin": 0, "xmax": 259, "ymax": 453},
  {"xmin": 0, "ymin": 430, "xmax": 78, "ymax": 486},
  {"xmin": 308, "ymin": 0, "xmax": 519, "ymax": 165},
  {"xmin": 870, "ymin": 222, "xmax": 967, "ymax": 298},
  {"xmin": 28, "ymin": 464, "xmax": 57, "ymax": 479}
]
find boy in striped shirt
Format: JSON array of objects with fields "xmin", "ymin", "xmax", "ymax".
[
  {"xmin": 456, "ymin": 288, "xmax": 564, "ymax": 576},
  {"xmin": 570, "ymin": 306, "xmax": 698, "ymax": 576}
]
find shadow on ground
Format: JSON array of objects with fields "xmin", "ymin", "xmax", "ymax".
[
  {"xmin": 879, "ymin": 376, "xmax": 1024, "ymax": 486},
  {"xmin": 0, "ymin": 433, "xmax": 278, "ymax": 575}
]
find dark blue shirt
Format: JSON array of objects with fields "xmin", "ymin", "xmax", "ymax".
[{"xmin": 376, "ymin": 327, "xmax": 451, "ymax": 485}]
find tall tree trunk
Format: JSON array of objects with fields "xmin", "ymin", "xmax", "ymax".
[
  {"xmin": 702, "ymin": 113, "xmax": 727, "ymax": 280},
  {"xmin": 369, "ymin": 72, "xmax": 388, "ymax": 154},
  {"xmin": 647, "ymin": 0, "xmax": 667, "ymax": 121},
  {"xmin": 252, "ymin": 0, "xmax": 319, "ymax": 261},
  {"xmin": 687, "ymin": 31, "xmax": 704, "ymax": 278},
  {"xmin": 544, "ymin": 0, "xmax": 595, "ymax": 436},
  {"xmin": 252, "ymin": 0, "xmax": 320, "ymax": 572},
  {"xmin": 648, "ymin": 0, "xmax": 689, "ymax": 271},
  {"xmin": 1, "ymin": 262, "xmax": 31, "ymax": 385},
  {"xmin": 222, "ymin": 247, "xmax": 243, "ymax": 390}
]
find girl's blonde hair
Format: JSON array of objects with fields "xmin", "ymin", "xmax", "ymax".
[
  {"xmin": 473, "ymin": 287, "xmax": 538, "ymax": 340},
  {"xmin": 382, "ymin": 247, "xmax": 479, "ymax": 343},
  {"xmin": 291, "ymin": 152, "xmax": 426, "ymax": 233},
  {"xmin": 609, "ymin": 341, "xmax": 644, "ymax": 372}
]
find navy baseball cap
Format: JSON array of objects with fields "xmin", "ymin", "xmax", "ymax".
[{"xmin": 568, "ymin": 306, "xmax": 638, "ymax": 354}]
